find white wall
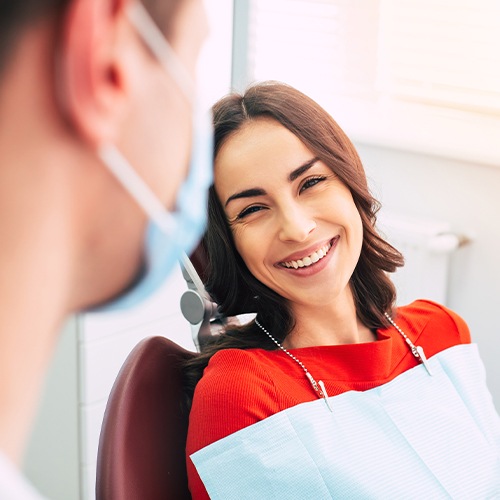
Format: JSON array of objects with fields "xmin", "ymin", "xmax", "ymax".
[{"xmin": 357, "ymin": 142, "xmax": 500, "ymax": 411}]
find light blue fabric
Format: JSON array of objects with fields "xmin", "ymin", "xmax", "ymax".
[{"xmin": 191, "ymin": 344, "xmax": 500, "ymax": 499}]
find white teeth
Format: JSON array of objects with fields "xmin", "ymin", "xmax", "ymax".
[{"xmin": 282, "ymin": 241, "xmax": 333, "ymax": 269}]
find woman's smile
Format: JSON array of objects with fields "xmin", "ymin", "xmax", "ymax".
[{"xmin": 277, "ymin": 236, "xmax": 339, "ymax": 276}]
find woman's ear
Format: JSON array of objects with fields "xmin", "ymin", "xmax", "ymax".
[{"xmin": 58, "ymin": 0, "xmax": 132, "ymax": 146}]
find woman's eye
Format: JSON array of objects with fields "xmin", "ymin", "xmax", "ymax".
[
  {"xmin": 300, "ymin": 176, "xmax": 326, "ymax": 193},
  {"xmin": 237, "ymin": 205, "xmax": 264, "ymax": 219}
]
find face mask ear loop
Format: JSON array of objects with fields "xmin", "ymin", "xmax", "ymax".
[
  {"xmin": 100, "ymin": 2, "xmax": 198, "ymax": 235},
  {"xmin": 126, "ymin": 2, "xmax": 195, "ymax": 104},
  {"xmin": 98, "ymin": 143, "xmax": 174, "ymax": 234}
]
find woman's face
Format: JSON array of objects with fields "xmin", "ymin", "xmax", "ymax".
[{"xmin": 214, "ymin": 118, "xmax": 363, "ymax": 309}]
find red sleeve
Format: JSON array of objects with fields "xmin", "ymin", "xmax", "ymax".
[{"xmin": 186, "ymin": 348, "xmax": 280, "ymax": 500}]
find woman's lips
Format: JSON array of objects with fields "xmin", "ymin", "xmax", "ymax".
[{"xmin": 277, "ymin": 236, "xmax": 339, "ymax": 271}]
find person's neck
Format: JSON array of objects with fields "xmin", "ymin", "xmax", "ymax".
[
  {"xmin": 0, "ymin": 147, "xmax": 75, "ymax": 467},
  {"xmin": 0, "ymin": 289, "xmax": 66, "ymax": 467},
  {"xmin": 283, "ymin": 290, "xmax": 375, "ymax": 349}
]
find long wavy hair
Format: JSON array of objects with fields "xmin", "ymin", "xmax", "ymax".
[{"xmin": 184, "ymin": 81, "xmax": 404, "ymax": 401}]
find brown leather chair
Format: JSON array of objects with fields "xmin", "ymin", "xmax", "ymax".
[{"xmin": 96, "ymin": 336, "xmax": 197, "ymax": 500}]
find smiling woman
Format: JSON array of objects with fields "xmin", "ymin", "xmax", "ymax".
[
  {"xmin": 184, "ymin": 82, "xmax": 500, "ymax": 499},
  {"xmin": 205, "ymin": 82, "xmax": 403, "ymax": 328}
]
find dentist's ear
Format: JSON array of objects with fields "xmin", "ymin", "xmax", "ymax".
[{"xmin": 58, "ymin": 0, "xmax": 132, "ymax": 147}]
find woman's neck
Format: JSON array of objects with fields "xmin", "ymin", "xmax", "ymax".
[{"xmin": 283, "ymin": 289, "xmax": 375, "ymax": 349}]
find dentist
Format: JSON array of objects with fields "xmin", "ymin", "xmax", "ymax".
[{"xmin": 0, "ymin": 0, "xmax": 211, "ymax": 497}]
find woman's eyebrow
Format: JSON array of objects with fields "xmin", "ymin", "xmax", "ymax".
[
  {"xmin": 288, "ymin": 157, "xmax": 320, "ymax": 182},
  {"xmin": 225, "ymin": 188, "xmax": 266, "ymax": 208},
  {"xmin": 224, "ymin": 157, "xmax": 320, "ymax": 208}
]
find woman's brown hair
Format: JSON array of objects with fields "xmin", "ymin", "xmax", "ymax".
[{"xmin": 184, "ymin": 81, "xmax": 404, "ymax": 402}]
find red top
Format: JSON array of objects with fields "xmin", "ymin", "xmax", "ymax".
[{"xmin": 186, "ymin": 300, "xmax": 471, "ymax": 499}]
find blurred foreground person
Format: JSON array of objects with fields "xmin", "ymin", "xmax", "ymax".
[{"xmin": 0, "ymin": 0, "xmax": 212, "ymax": 497}]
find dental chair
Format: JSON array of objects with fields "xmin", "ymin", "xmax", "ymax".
[
  {"xmin": 96, "ymin": 335, "xmax": 196, "ymax": 500},
  {"xmin": 96, "ymin": 247, "xmax": 220, "ymax": 500}
]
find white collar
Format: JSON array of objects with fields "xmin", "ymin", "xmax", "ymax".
[{"xmin": 0, "ymin": 451, "xmax": 46, "ymax": 499}]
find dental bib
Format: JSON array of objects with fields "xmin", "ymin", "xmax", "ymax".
[{"xmin": 191, "ymin": 344, "xmax": 500, "ymax": 499}]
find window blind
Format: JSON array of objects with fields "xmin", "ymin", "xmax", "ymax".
[
  {"xmin": 248, "ymin": 0, "xmax": 380, "ymax": 105},
  {"xmin": 242, "ymin": 0, "xmax": 500, "ymax": 165},
  {"xmin": 379, "ymin": 0, "xmax": 500, "ymax": 114}
]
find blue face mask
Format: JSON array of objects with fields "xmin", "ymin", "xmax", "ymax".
[{"xmin": 93, "ymin": 3, "xmax": 213, "ymax": 311}]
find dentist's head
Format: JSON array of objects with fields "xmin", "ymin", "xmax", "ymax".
[
  {"xmin": 0, "ymin": 0, "xmax": 211, "ymax": 311},
  {"xmin": 69, "ymin": 0, "xmax": 213, "ymax": 311},
  {"xmin": 0, "ymin": 0, "xmax": 211, "ymax": 473}
]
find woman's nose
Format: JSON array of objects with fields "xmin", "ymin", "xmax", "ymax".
[{"xmin": 278, "ymin": 205, "xmax": 316, "ymax": 242}]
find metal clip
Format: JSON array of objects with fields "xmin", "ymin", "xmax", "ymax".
[
  {"xmin": 318, "ymin": 380, "xmax": 333, "ymax": 412},
  {"xmin": 416, "ymin": 345, "xmax": 433, "ymax": 376}
]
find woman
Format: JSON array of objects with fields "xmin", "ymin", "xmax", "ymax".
[{"xmin": 185, "ymin": 82, "xmax": 500, "ymax": 499}]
